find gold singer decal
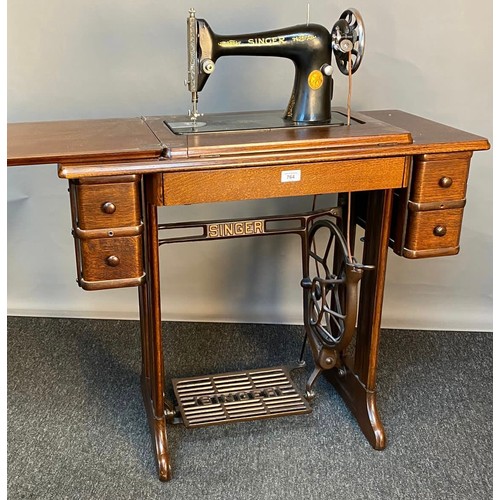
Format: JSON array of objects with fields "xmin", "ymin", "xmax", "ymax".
[
  {"xmin": 219, "ymin": 36, "xmax": 298, "ymax": 47},
  {"xmin": 308, "ymin": 70, "xmax": 323, "ymax": 90},
  {"xmin": 247, "ymin": 36, "xmax": 286, "ymax": 45},
  {"xmin": 218, "ymin": 40, "xmax": 241, "ymax": 47},
  {"xmin": 292, "ymin": 34, "xmax": 317, "ymax": 42},
  {"xmin": 208, "ymin": 220, "xmax": 265, "ymax": 238}
]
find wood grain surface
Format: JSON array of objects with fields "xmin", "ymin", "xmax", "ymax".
[
  {"xmin": 410, "ymin": 153, "xmax": 471, "ymax": 204},
  {"xmin": 362, "ymin": 110, "xmax": 489, "ymax": 153},
  {"xmin": 404, "ymin": 208, "xmax": 464, "ymax": 257},
  {"xmin": 160, "ymin": 157, "xmax": 407, "ymax": 206},
  {"xmin": 75, "ymin": 179, "xmax": 141, "ymax": 230},
  {"xmin": 7, "ymin": 118, "xmax": 163, "ymax": 166},
  {"xmin": 148, "ymin": 109, "xmax": 412, "ymax": 159},
  {"xmin": 8, "ymin": 110, "xmax": 489, "ymax": 172},
  {"xmin": 80, "ymin": 235, "xmax": 144, "ymax": 283}
]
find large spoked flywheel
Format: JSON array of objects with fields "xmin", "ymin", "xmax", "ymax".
[
  {"xmin": 332, "ymin": 8, "xmax": 366, "ymax": 75},
  {"xmin": 304, "ymin": 219, "xmax": 351, "ymax": 348}
]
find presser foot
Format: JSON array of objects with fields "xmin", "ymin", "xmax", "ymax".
[{"xmin": 172, "ymin": 365, "xmax": 311, "ymax": 428}]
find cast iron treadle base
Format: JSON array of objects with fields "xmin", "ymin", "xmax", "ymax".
[{"xmin": 173, "ymin": 366, "xmax": 311, "ymax": 428}]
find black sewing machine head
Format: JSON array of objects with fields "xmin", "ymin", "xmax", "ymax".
[{"xmin": 179, "ymin": 7, "xmax": 364, "ymax": 130}]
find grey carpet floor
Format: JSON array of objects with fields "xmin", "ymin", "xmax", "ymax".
[{"xmin": 7, "ymin": 317, "xmax": 492, "ymax": 499}]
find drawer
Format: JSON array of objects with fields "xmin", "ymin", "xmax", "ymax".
[
  {"xmin": 159, "ymin": 157, "xmax": 409, "ymax": 206},
  {"xmin": 403, "ymin": 208, "xmax": 464, "ymax": 258},
  {"xmin": 77, "ymin": 235, "xmax": 144, "ymax": 289},
  {"xmin": 72, "ymin": 175, "xmax": 141, "ymax": 230},
  {"xmin": 410, "ymin": 152, "xmax": 471, "ymax": 204}
]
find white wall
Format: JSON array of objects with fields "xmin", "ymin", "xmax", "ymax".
[{"xmin": 7, "ymin": 0, "xmax": 493, "ymax": 331}]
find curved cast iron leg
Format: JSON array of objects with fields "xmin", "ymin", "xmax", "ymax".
[
  {"xmin": 139, "ymin": 196, "xmax": 172, "ymax": 481},
  {"xmin": 323, "ymin": 189, "xmax": 392, "ymax": 449}
]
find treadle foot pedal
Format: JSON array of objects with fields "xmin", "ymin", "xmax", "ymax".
[{"xmin": 173, "ymin": 366, "xmax": 311, "ymax": 428}]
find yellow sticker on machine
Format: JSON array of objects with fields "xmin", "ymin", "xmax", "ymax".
[{"xmin": 308, "ymin": 70, "xmax": 323, "ymax": 90}]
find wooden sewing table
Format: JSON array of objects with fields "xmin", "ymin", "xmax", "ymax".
[{"xmin": 7, "ymin": 109, "xmax": 489, "ymax": 480}]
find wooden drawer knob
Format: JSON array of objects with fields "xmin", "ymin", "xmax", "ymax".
[
  {"xmin": 101, "ymin": 202, "xmax": 116, "ymax": 214},
  {"xmin": 105, "ymin": 255, "xmax": 121, "ymax": 267},
  {"xmin": 438, "ymin": 177, "xmax": 453, "ymax": 188},
  {"xmin": 433, "ymin": 225, "xmax": 447, "ymax": 237}
]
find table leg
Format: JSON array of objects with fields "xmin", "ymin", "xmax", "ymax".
[
  {"xmin": 139, "ymin": 198, "xmax": 172, "ymax": 481},
  {"xmin": 323, "ymin": 189, "xmax": 393, "ymax": 449}
]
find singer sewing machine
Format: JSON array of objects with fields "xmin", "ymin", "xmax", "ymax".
[
  {"xmin": 7, "ymin": 8, "xmax": 489, "ymax": 481},
  {"xmin": 180, "ymin": 7, "xmax": 364, "ymax": 127}
]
